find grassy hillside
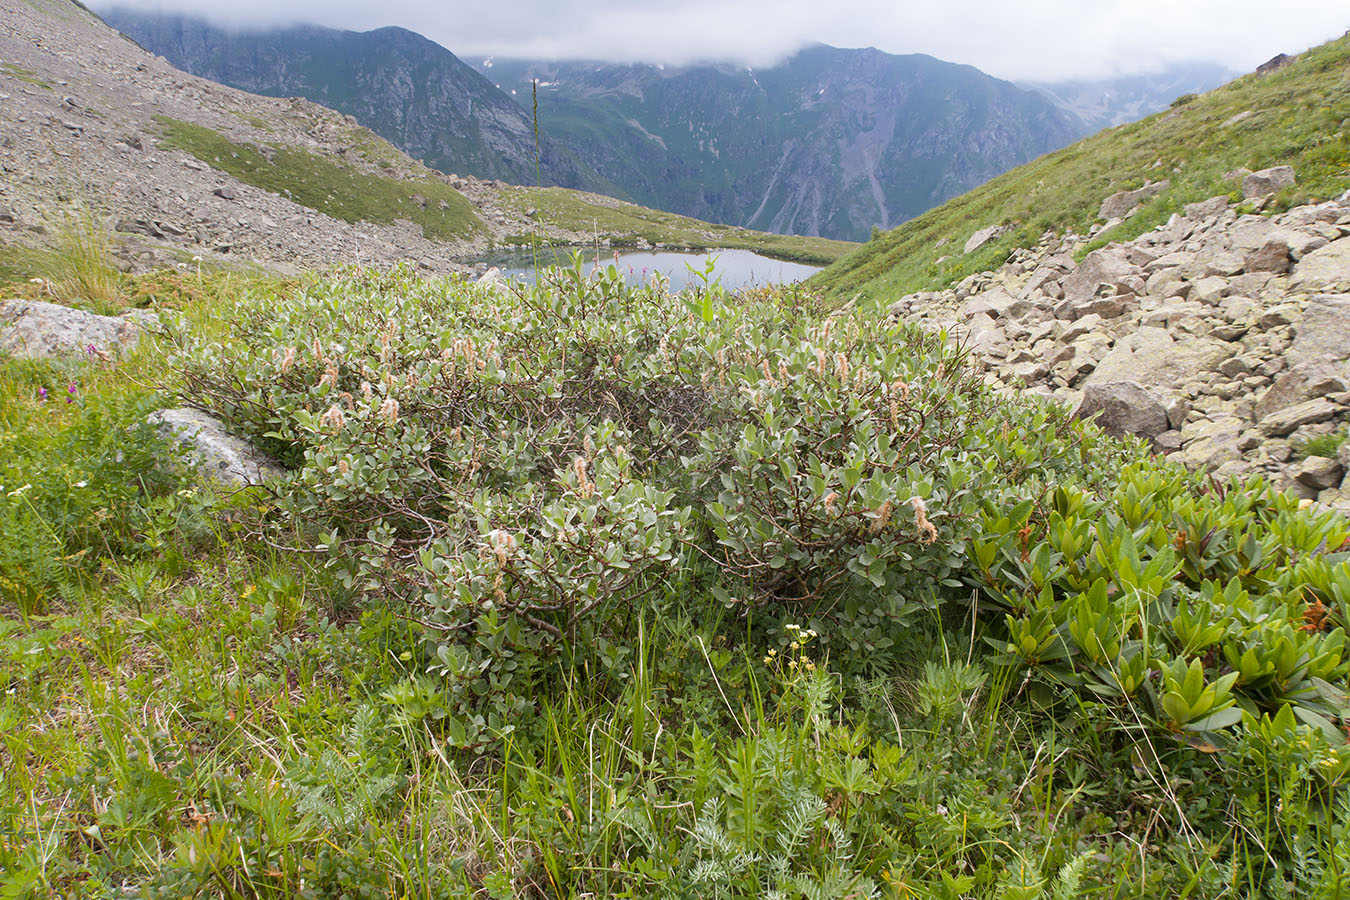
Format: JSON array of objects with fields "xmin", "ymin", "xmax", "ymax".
[
  {"xmin": 154, "ymin": 116, "xmax": 485, "ymax": 241},
  {"xmin": 499, "ymin": 186, "xmax": 857, "ymax": 265},
  {"xmin": 812, "ymin": 32, "xmax": 1350, "ymax": 305}
]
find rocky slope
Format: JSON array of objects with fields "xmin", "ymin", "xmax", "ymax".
[
  {"xmin": 96, "ymin": 10, "xmax": 613, "ymax": 193},
  {"xmin": 0, "ymin": 0, "xmax": 505, "ymax": 274},
  {"xmin": 812, "ymin": 31, "xmax": 1350, "ymax": 307},
  {"xmin": 888, "ymin": 168, "xmax": 1350, "ymax": 507}
]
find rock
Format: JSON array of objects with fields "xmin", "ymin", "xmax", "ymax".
[
  {"xmin": 1190, "ymin": 276, "xmax": 1230, "ymax": 304},
  {"xmin": 1145, "ymin": 268, "xmax": 1191, "ymax": 300},
  {"xmin": 964, "ymin": 225, "xmax": 1009, "ymax": 254},
  {"xmin": 0, "ymin": 204, "xmax": 14, "ymax": 224},
  {"xmin": 961, "ymin": 286, "xmax": 1030, "ymax": 320},
  {"xmin": 1290, "ymin": 458, "xmax": 1344, "ymax": 493},
  {"xmin": 1256, "ymin": 54, "xmax": 1292, "ymax": 75},
  {"xmin": 1058, "ymin": 313, "xmax": 1103, "ymax": 343},
  {"xmin": 1296, "ymin": 456, "xmax": 1345, "ymax": 491},
  {"xmin": 1154, "ymin": 431, "xmax": 1184, "ymax": 452},
  {"xmin": 1289, "ymin": 239, "xmax": 1350, "ymax": 293},
  {"xmin": 1259, "ymin": 398, "xmax": 1339, "ymax": 437},
  {"xmin": 1203, "ymin": 251, "xmax": 1246, "ymax": 277},
  {"xmin": 1184, "ymin": 196, "xmax": 1229, "ymax": 220},
  {"xmin": 1074, "ymin": 380, "xmax": 1170, "ymax": 439},
  {"xmin": 1258, "ymin": 304, "xmax": 1302, "ymax": 329},
  {"xmin": 962, "ymin": 313, "xmax": 1011, "ymax": 357},
  {"xmin": 1058, "ymin": 294, "xmax": 1130, "ymax": 320},
  {"xmin": 1060, "ymin": 247, "xmax": 1142, "ymax": 307},
  {"xmin": 1241, "ymin": 166, "xmax": 1296, "ymax": 199},
  {"xmin": 148, "ymin": 408, "xmax": 283, "ymax": 487},
  {"xmin": 1145, "ymin": 250, "xmax": 1197, "ymax": 274},
  {"xmin": 1177, "ymin": 418, "xmax": 1245, "ymax": 470},
  {"xmin": 1099, "ymin": 181, "xmax": 1169, "ymax": 220},
  {"xmin": 213, "ymin": 185, "xmax": 237, "ymax": 200},
  {"xmin": 1244, "ymin": 239, "xmax": 1292, "ymax": 273},
  {"xmin": 1166, "ymin": 396, "xmax": 1191, "ymax": 430},
  {"xmin": 1318, "ymin": 488, "xmax": 1350, "ymax": 515},
  {"xmin": 1085, "ymin": 327, "xmax": 1232, "ymax": 394},
  {"xmin": 116, "ymin": 218, "xmax": 164, "ymax": 238},
  {"xmin": 0, "ymin": 299, "xmax": 150, "ymax": 359},
  {"xmin": 1287, "ymin": 295, "xmax": 1350, "ymax": 363}
]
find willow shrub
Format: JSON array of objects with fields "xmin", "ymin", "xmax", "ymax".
[{"xmin": 173, "ymin": 260, "xmax": 1135, "ymax": 737}]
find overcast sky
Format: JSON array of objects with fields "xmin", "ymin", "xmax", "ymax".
[{"xmin": 92, "ymin": 0, "xmax": 1348, "ymax": 81}]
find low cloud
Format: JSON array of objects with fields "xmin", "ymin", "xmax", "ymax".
[{"xmin": 93, "ymin": 0, "xmax": 1348, "ymax": 81}]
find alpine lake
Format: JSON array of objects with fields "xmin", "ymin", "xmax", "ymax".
[{"xmin": 478, "ymin": 246, "xmax": 822, "ymax": 291}]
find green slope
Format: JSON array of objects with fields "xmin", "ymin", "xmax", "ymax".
[
  {"xmin": 812, "ymin": 33, "xmax": 1350, "ymax": 306},
  {"xmin": 498, "ymin": 186, "xmax": 856, "ymax": 265}
]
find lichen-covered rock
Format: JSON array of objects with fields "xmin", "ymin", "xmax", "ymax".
[
  {"xmin": 1259, "ymin": 398, "xmax": 1339, "ymax": 437},
  {"xmin": 148, "ymin": 407, "xmax": 283, "ymax": 487},
  {"xmin": 1289, "ymin": 240, "xmax": 1350, "ymax": 294},
  {"xmin": 0, "ymin": 299, "xmax": 153, "ymax": 359},
  {"xmin": 1084, "ymin": 327, "xmax": 1231, "ymax": 393},
  {"xmin": 1295, "ymin": 455, "xmax": 1344, "ymax": 491}
]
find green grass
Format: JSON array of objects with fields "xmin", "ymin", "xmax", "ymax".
[
  {"xmin": 812, "ymin": 31, "xmax": 1350, "ymax": 306},
  {"xmin": 0, "ymin": 62, "xmax": 52, "ymax": 90},
  {"xmin": 3, "ymin": 263, "xmax": 1349, "ymax": 898},
  {"xmin": 152, "ymin": 116, "xmax": 483, "ymax": 241},
  {"xmin": 501, "ymin": 185, "xmax": 857, "ymax": 265}
]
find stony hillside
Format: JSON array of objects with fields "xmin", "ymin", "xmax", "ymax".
[
  {"xmin": 482, "ymin": 48, "xmax": 1083, "ymax": 242},
  {"xmin": 0, "ymin": 0, "xmax": 504, "ymax": 274},
  {"xmin": 97, "ymin": 10, "xmax": 615, "ymax": 194},
  {"xmin": 0, "ymin": 0, "xmax": 846, "ymax": 278},
  {"xmin": 818, "ymin": 33, "xmax": 1350, "ymax": 507},
  {"xmin": 889, "ymin": 182, "xmax": 1350, "ymax": 507},
  {"xmin": 811, "ymin": 32, "xmax": 1350, "ymax": 305}
]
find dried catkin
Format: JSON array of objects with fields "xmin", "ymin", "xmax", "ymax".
[
  {"xmin": 909, "ymin": 496, "xmax": 939, "ymax": 545},
  {"xmin": 318, "ymin": 404, "xmax": 345, "ymax": 431},
  {"xmin": 871, "ymin": 500, "xmax": 894, "ymax": 533}
]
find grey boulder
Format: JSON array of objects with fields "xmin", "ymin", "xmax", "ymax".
[
  {"xmin": 149, "ymin": 408, "xmax": 283, "ymax": 487},
  {"xmin": 1241, "ymin": 166, "xmax": 1296, "ymax": 199},
  {"xmin": 1074, "ymin": 380, "xmax": 1170, "ymax": 439},
  {"xmin": 0, "ymin": 299, "xmax": 152, "ymax": 359}
]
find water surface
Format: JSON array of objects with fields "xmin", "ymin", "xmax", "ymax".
[{"xmin": 483, "ymin": 247, "xmax": 820, "ymax": 291}]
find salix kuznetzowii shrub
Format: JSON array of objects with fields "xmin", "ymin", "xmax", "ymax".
[{"xmin": 173, "ymin": 261, "xmax": 1137, "ymax": 689}]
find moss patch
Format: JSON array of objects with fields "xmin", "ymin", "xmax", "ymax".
[
  {"xmin": 152, "ymin": 116, "xmax": 482, "ymax": 241},
  {"xmin": 1, "ymin": 62, "xmax": 53, "ymax": 89}
]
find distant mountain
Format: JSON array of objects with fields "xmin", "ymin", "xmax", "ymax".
[
  {"xmin": 480, "ymin": 49, "xmax": 1085, "ymax": 241},
  {"xmin": 98, "ymin": 9, "xmax": 611, "ymax": 192},
  {"xmin": 1021, "ymin": 62, "xmax": 1237, "ymax": 132},
  {"xmin": 101, "ymin": 9, "xmax": 1084, "ymax": 241}
]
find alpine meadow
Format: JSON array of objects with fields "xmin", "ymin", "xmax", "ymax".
[{"xmin": 3, "ymin": 1, "xmax": 1350, "ymax": 898}]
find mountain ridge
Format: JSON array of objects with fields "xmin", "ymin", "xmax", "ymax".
[
  {"xmin": 97, "ymin": 10, "xmax": 614, "ymax": 194},
  {"xmin": 97, "ymin": 9, "xmax": 1088, "ymax": 242}
]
